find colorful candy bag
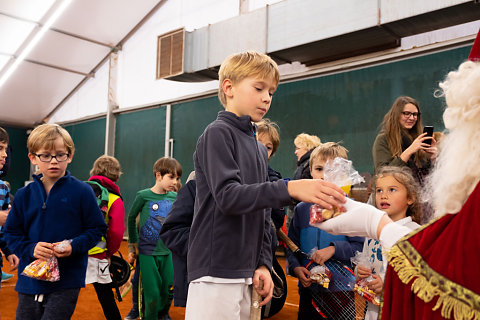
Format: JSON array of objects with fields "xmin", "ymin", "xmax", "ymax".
[
  {"xmin": 22, "ymin": 240, "xmax": 70, "ymax": 282},
  {"xmin": 351, "ymin": 251, "xmax": 380, "ymax": 305},
  {"xmin": 309, "ymin": 157, "xmax": 364, "ymax": 226},
  {"xmin": 307, "ymin": 247, "xmax": 333, "ymax": 288},
  {"xmin": 22, "ymin": 256, "xmax": 60, "ymax": 282},
  {"xmin": 309, "ymin": 265, "xmax": 333, "ymax": 288}
]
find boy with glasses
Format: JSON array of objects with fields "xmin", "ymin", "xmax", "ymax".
[{"xmin": 4, "ymin": 123, "xmax": 107, "ymax": 320}]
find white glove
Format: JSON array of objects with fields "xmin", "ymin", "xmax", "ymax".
[{"xmin": 313, "ymin": 198, "xmax": 385, "ymax": 239}]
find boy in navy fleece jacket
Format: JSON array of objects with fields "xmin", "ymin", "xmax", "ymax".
[
  {"xmin": 185, "ymin": 51, "xmax": 347, "ymax": 319},
  {"xmin": 5, "ymin": 124, "xmax": 106, "ymax": 320}
]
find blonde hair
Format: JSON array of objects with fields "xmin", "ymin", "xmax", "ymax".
[
  {"xmin": 425, "ymin": 61, "xmax": 480, "ymax": 215},
  {"xmin": 153, "ymin": 157, "xmax": 182, "ymax": 179},
  {"xmin": 294, "ymin": 133, "xmax": 321, "ymax": 151},
  {"xmin": 309, "ymin": 142, "xmax": 348, "ymax": 169},
  {"xmin": 27, "ymin": 124, "xmax": 74, "ymax": 155},
  {"xmin": 373, "ymin": 166, "xmax": 422, "ymax": 224},
  {"xmin": 256, "ymin": 118, "xmax": 280, "ymax": 156},
  {"xmin": 90, "ymin": 155, "xmax": 122, "ymax": 182},
  {"xmin": 380, "ymin": 96, "xmax": 427, "ymax": 167},
  {"xmin": 218, "ymin": 51, "xmax": 279, "ymax": 106}
]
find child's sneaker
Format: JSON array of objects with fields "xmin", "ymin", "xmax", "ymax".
[
  {"xmin": 1, "ymin": 271, "xmax": 13, "ymax": 282},
  {"xmin": 124, "ymin": 308, "xmax": 139, "ymax": 320}
]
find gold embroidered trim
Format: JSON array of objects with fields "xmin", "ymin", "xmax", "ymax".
[{"xmin": 386, "ymin": 239, "xmax": 480, "ymax": 320}]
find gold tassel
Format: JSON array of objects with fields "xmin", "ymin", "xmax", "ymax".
[{"xmin": 386, "ymin": 244, "xmax": 480, "ymax": 320}]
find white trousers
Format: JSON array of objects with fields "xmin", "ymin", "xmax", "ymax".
[{"xmin": 185, "ymin": 281, "xmax": 252, "ymax": 320}]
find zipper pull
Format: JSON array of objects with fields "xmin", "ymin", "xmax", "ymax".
[{"xmin": 42, "ymin": 202, "xmax": 46, "ymax": 210}]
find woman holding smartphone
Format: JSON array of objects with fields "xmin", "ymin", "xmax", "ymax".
[{"xmin": 372, "ymin": 96, "xmax": 438, "ymax": 188}]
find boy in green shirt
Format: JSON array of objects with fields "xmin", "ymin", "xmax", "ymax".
[{"xmin": 128, "ymin": 157, "xmax": 182, "ymax": 320}]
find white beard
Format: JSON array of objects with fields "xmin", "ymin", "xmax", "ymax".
[{"xmin": 424, "ymin": 61, "xmax": 480, "ymax": 216}]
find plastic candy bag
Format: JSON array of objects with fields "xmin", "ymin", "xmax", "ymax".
[
  {"xmin": 310, "ymin": 157, "xmax": 364, "ymax": 226},
  {"xmin": 309, "ymin": 265, "xmax": 332, "ymax": 288},
  {"xmin": 22, "ymin": 256, "xmax": 60, "ymax": 282},
  {"xmin": 351, "ymin": 251, "xmax": 380, "ymax": 305},
  {"xmin": 21, "ymin": 240, "xmax": 71, "ymax": 282},
  {"xmin": 307, "ymin": 247, "xmax": 333, "ymax": 288},
  {"xmin": 323, "ymin": 157, "xmax": 365, "ymax": 193}
]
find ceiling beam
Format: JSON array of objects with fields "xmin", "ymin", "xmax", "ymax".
[
  {"xmin": 44, "ymin": 0, "xmax": 169, "ymax": 123},
  {"xmin": 0, "ymin": 11, "xmax": 118, "ymax": 50},
  {"xmin": 23, "ymin": 58, "xmax": 93, "ymax": 77}
]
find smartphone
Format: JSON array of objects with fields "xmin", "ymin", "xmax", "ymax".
[{"xmin": 423, "ymin": 126, "xmax": 434, "ymax": 146}]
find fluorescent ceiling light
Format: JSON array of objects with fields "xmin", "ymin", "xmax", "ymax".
[{"xmin": 0, "ymin": 0, "xmax": 73, "ymax": 88}]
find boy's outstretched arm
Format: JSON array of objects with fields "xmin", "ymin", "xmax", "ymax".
[{"xmin": 287, "ymin": 179, "xmax": 346, "ymax": 209}]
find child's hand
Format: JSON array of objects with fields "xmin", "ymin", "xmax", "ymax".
[
  {"xmin": 0, "ymin": 209, "xmax": 9, "ymax": 226},
  {"xmin": 312, "ymin": 246, "xmax": 335, "ymax": 265},
  {"xmin": 7, "ymin": 254, "xmax": 19, "ymax": 270},
  {"xmin": 253, "ymin": 265, "xmax": 273, "ymax": 307},
  {"xmin": 54, "ymin": 241, "xmax": 72, "ymax": 258},
  {"xmin": 293, "ymin": 266, "xmax": 313, "ymax": 288},
  {"xmin": 288, "ymin": 179, "xmax": 346, "ymax": 210},
  {"xmin": 127, "ymin": 252, "xmax": 136, "ymax": 265},
  {"xmin": 367, "ymin": 274, "xmax": 383, "ymax": 294},
  {"xmin": 34, "ymin": 242, "xmax": 54, "ymax": 260},
  {"xmin": 357, "ymin": 265, "xmax": 372, "ymax": 279}
]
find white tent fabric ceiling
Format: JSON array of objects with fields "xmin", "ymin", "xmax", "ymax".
[{"xmin": 0, "ymin": 0, "xmax": 163, "ymax": 127}]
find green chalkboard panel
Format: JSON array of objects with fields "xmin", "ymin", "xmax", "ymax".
[
  {"xmin": 115, "ymin": 107, "xmax": 166, "ymax": 213},
  {"xmin": 171, "ymin": 97, "xmax": 223, "ymax": 184},
  {"xmin": 64, "ymin": 118, "xmax": 106, "ymax": 181},
  {"xmin": 2, "ymin": 126, "xmax": 30, "ymax": 194},
  {"xmin": 266, "ymin": 46, "xmax": 470, "ymax": 177}
]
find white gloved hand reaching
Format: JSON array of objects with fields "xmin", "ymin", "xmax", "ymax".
[{"xmin": 312, "ymin": 198, "xmax": 386, "ymax": 239}]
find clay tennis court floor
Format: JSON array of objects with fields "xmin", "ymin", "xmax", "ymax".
[{"xmin": 0, "ymin": 241, "xmax": 299, "ymax": 319}]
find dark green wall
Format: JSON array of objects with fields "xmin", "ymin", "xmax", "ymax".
[
  {"xmin": 266, "ymin": 46, "xmax": 470, "ymax": 176},
  {"xmin": 30, "ymin": 45, "xmax": 470, "ymax": 211},
  {"xmin": 2, "ymin": 126, "xmax": 30, "ymax": 194},
  {"xmin": 171, "ymin": 97, "xmax": 223, "ymax": 183},
  {"xmin": 64, "ymin": 118, "xmax": 106, "ymax": 181},
  {"xmin": 115, "ymin": 107, "xmax": 166, "ymax": 213}
]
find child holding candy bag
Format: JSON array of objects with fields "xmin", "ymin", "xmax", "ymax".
[
  {"xmin": 4, "ymin": 124, "xmax": 106, "ymax": 320},
  {"xmin": 355, "ymin": 166, "xmax": 421, "ymax": 319}
]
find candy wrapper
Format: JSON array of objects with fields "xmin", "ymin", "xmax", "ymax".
[
  {"xmin": 309, "ymin": 157, "xmax": 364, "ymax": 226},
  {"xmin": 309, "ymin": 265, "xmax": 332, "ymax": 288},
  {"xmin": 306, "ymin": 247, "xmax": 333, "ymax": 288},
  {"xmin": 22, "ymin": 256, "xmax": 60, "ymax": 282},
  {"xmin": 351, "ymin": 251, "xmax": 380, "ymax": 305},
  {"xmin": 22, "ymin": 240, "xmax": 71, "ymax": 282},
  {"xmin": 323, "ymin": 157, "xmax": 364, "ymax": 189}
]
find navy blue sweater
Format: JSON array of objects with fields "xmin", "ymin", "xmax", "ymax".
[
  {"xmin": 5, "ymin": 171, "xmax": 107, "ymax": 294},
  {"xmin": 160, "ymin": 179, "xmax": 196, "ymax": 307},
  {"xmin": 188, "ymin": 111, "xmax": 293, "ymax": 281}
]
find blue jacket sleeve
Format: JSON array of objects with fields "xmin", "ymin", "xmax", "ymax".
[
  {"xmin": 160, "ymin": 180, "xmax": 196, "ymax": 258},
  {"xmin": 331, "ymin": 236, "xmax": 365, "ymax": 263},
  {"xmin": 4, "ymin": 192, "xmax": 36, "ymax": 260}
]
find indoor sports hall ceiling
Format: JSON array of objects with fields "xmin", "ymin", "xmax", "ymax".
[{"xmin": 0, "ymin": 0, "xmax": 164, "ymax": 128}]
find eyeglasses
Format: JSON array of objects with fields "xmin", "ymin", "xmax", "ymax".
[
  {"xmin": 34, "ymin": 153, "xmax": 70, "ymax": 162},
  {"xmin": 401, "ymin": 111, "xmax": 420, "ymax": 118}
]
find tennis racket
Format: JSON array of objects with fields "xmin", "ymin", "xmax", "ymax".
[{"xmin": 277, "ymin": 229, "xmax": 367, "ymax": 319}]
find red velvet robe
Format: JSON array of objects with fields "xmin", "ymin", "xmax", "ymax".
[{"xmin": 381, "ymin": 181, "xmax": 480, "ymax": 320}]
